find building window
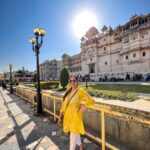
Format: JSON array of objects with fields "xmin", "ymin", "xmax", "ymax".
[
  {"xmin": 123, "ymin": 37, "xmax": 129, "ymax": 44},
  {"xmin": 104, "ymin": 38, "xmax": 105, "ymax": 41},
  {"xmin": 131, "ymin": 32, "xmax": 138, "ymax": 41},
  {"xmin": 133, "ymin": 53, "xmax": 136, "ymax": 58},
  {"xmin": 116, "ymin": 60, "xmax": 119, "ymax": 64},
  {"xmin": 126, "ymin": 55, "xmax": 128, "ymax": 60},
  {"xmin": 141, "ymin": 30, "xmax": 148, "ymax": 38},
  {"xmin": 105, "ymin": 61, "xmax": 107, "ymax": 65},
  {"xmin": 143, "ymin": 52, "xmax": 146, "ymax": 57},
  {"xmin": 104, "ymin": 47, "xmax": 106, "ymax": 51}
]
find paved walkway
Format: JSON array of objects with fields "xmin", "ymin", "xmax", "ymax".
[{"xmin": 0, "ymin": 88, "xmax": 100, "ymax": 150}]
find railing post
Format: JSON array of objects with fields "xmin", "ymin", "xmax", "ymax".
[
  {"xmin": 101, "ymin": 111, "xmax": 105, "ymax": 150},
  {"xmin": 32, "ymin": 93, "xmax": 35, "ymax": 107},
  {"xmin": 22, "ymin": 88, "xmax": 24, "ymax": 98},
  {"xmin": 53, "ymin": 98, "xmax": 56, "ymax": 122}
]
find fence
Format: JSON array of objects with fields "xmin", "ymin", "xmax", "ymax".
[{"xmin": 15, "ymin": 86, "xmax": 150, "ymax": 150}]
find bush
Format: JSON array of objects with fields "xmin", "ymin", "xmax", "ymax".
[
  {"xmin": 13, "ymin": 82, "xmax": 19, "ymax": 86},
  {"xmin": 60, "ymin": 68, "xmax": 69, "ymax": 89},
  {"xmin": 86, "ymin": 88, "xmax": 138, "ymax": 101},
  {"xmin": 34, "ymin": 81, "xmax": 59, "ymax": 89}
]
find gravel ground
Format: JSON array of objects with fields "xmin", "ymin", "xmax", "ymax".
[{"xmin": 94, "ymin": 97, "xmax": 150, "ymax": 112}]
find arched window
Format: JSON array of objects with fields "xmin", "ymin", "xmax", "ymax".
[
  {"xmin": 126, "ymin": 55, "xmax": 128, "ymax": 60},
  {"xmin": 142, "ymin": 52, "xmax": 146, "ymax": 57},
  {"xmin": 133, "ymin": 53, "xmax": 136, "ymax": 58},
  {"xmin": 123, "ymin": 36, "xmax": 129, "ymax": 44}
]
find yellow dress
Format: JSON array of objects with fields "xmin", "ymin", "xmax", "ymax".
[{"xmin": 60, "ymin": 88, "xmax": 95, "ymax": 135}]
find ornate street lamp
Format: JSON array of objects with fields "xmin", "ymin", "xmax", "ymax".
[
  {"xmin": 85, "ymin": 74, "xmax": 89, "ymax": 89},
  {"xmin": 9, "ymin": 64, "xmax": 13, "ymax": 93},
  {"xmin": 30, "ymin": 27, "xmax": 46, "ymax": 114}
]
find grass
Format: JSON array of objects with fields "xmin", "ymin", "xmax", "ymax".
[
  {"xmin": 78, "ymin": 83, "xmax": 150, "ymax": 101},
  {"xmin": 85, "ymin": 87, "xmax": 138, "ymax": 101},
  {"xmin": 53, "ymin": 84, "xmax": 140, "ymax": 101},
  {"xmin": 144, "ymin": 98, "xmax": 150, "ymax": 101},
  {"xmin": 41, "ymin": 83, "xmax": 150, "ymax": 101},
  {"xmin": 80, "ymin": 84, "xmax": 150, "ymax": 94}
]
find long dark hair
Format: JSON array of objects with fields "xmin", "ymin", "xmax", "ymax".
[
  {"xmin": 63, "ymin": 87, "xmax": 72, "ymax": 101},
  {"xmin": 63, "ymin": 76, "xmax": 78, "ymax": 101}
]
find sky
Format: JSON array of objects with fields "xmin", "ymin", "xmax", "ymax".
[{"xmin": 0, "ymin": 0, "xmax": 150, "ymax": 73}]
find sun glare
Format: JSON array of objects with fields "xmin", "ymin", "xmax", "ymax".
[{"xmin": 73, "ymin": 11, "xmax": 98, "ymax": 38}]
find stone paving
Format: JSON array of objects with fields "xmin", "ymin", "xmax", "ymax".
[{"xmin": 0, "ymin": 88, "xmax": 100, "ymax": 150}]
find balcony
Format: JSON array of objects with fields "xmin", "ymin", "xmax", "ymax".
[
  {"xmin": 103, "ymin": 51, "xmax": 108, "ymax": 54},
  {"xmin": 127, "ymin": 58, "xmax": 144, "ymax": 64},
  {"xmin": 111, "ymin": 48, "xmax": 121, "ymax": 53},
  {"xmin": 120, "ymin": 42, "xmax": 150, "ymax": 54}
]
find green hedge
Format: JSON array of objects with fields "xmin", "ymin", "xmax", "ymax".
[
  {"xmin": 34, "ymin": 81, "xmax": 59, "ymax": 89},
  {"xmin": 86, "ymin": 88, "xmax": 138, "ymax": 101},
  {"xmin": 13, "ymin": 82, "xmax": 19, "ymax": 86}
]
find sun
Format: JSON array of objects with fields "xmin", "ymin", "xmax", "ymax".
[{"xmin": 73, "ymin": 11, "xmax": 98, "ymax": 38}]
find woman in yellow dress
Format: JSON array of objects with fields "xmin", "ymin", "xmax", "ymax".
[{"xmin": 58, "ymin": 76, "xmax": 95, "ymax": 150}]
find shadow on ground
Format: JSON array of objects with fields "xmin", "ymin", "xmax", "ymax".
[{"xmin": 0, "ymin": 89, "xmax": 100, "ymax": 150}]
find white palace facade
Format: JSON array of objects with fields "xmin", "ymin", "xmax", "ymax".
[{"xmin": 40, "ymin": 13, "xmax": 150, "ymax": 81}]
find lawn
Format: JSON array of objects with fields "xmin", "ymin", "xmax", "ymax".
[
  {"xmin": 50, "ymin": 83, "xmax": 150, "ymax": 101},
  {"xmin": 80, "ymin": 84, "xmax": 150, "ymax": 94}
]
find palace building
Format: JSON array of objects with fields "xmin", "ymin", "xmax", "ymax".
[
  {"xmin": 40, "ymin": 59, "xmax": 58, "ymax": 81},
  {"xmin": 40, "ymin": 13, "xmax": 150, "ymax": 81}
]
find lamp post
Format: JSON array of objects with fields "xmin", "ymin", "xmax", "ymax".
[
  {"xmin": 3, "ymin": 71, "xmax": 7, "ymax": 82},
  {"xmin": 85, "ymin": 74, "xmax": 88, "ymax": 89},
  {"xmin": 30, "ymin": 27, "xmax": 46, "ymax": 114},
  {"xmin": 9, "ymin": 64, "xmax": 13, "ymax": 93}
]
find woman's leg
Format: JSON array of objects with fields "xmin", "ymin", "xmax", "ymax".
[
  {"xmin": 70, "ymin": 133, "xmax": 77, "ymax": 150},
  {"xmin": 79, "ymin": 144, "xmax": 83, "ymax": 150},
  {"xmin": 76, "ymin": 134, "xmax": 83, "ymax": 150},
  {"xmin": 70, "ymin": 133, "xmax": 82, "ymax": 150}
]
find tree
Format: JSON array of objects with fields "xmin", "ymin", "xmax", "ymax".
[
  {"xmin": 3, "ymin": 71, "xmax": 7, "ymax": 81},
  {"xmin": 60, "ymin": 68, "xmax": 69, "ymax": 89}
]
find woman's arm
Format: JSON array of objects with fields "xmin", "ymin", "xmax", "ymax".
[
  {"xmin": 78, "ymin": 88, "xmax": 95, "ymax": 108},
  {"xmin": 58, "ymin": 101, "xmax": 65, "ymax": 125},
  {"xmin": 58, "ymin": 111, "xmax": 63, "ymax": 126}
]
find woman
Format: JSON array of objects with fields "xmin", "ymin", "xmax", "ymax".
[{"xmin": 58, "ymin": 76, "xmax": 95, "ymax": 150}]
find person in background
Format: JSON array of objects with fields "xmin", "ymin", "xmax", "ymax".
[
  {"xmin": 1, "ymin": 81, "xmax": 6, "ymax": 90},
  {"xmin": 58, "ymin": 76, "xmax": 95, "ymax": 150}
]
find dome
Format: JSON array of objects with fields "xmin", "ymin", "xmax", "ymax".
[{"xmin": 85, "ymin": 27, "xmax": 99, "ymax": 38}]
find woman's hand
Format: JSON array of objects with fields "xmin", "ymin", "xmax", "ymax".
[
  {"xmin": 79, "ymin": 104, "xmax": 86, "ymax": 112},
  {"xmin": 57, "ymin": 117, "xmax": 62, "ymax": 126}
]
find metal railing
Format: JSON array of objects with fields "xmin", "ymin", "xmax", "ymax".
[{"xmin": 15, "ymin": 86, "xmax": 150, "ymax": 150}]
